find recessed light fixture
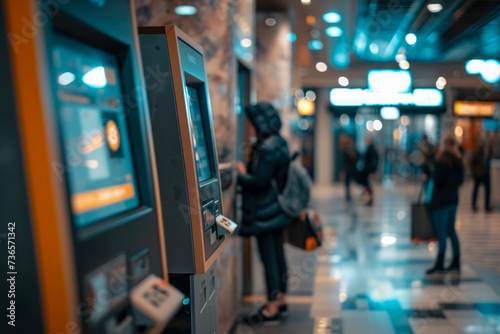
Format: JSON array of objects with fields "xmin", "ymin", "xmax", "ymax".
[
  {"xmin": 427, "ymin": 3, "xmax": 443, "ymax": 13},
  {"xmin": 316, "ymin": 62, "xmax": 328, "ymax": 72},
  {"xmin": 301, "ymin": 0, "xmax": 311, "ymax": 5},
  {"xmin": 395, "ymin": 53, "xmax": 406, "ymax": 63},
  {"xmin": 308, "ymin": 40, "xmax": 324, "ymax": 51},
  {"xmin": 436, "ymin": 77, "xmax": 447, "ymax": 90},
  {"xmin": 174, "ymin": 5, "xmax": 197, "ymax": 15},
  {"xmin": 265, "ymin": 17, "xmax": 276, "ymax": 26},
  {"xmin": 323, "ymin": 12, "xmax": 341, "ymax": 24},
  {"xmin": 369, "ymin": 43, "xmax": 379, "ymax": 54},
  {"xmin": 325, "ymin": 26, "xmax": 343, "ymax": 37},
  {"xmin": 399, "ymin": 60, "xmax": 410, "ymax": 70},
  {"xmin": 240, "ymin": 38, "xmax": 252, "ymax": 48},
  {"xmin": 405, "ymin": 33, "xmax": 417, "ymax": 45}
]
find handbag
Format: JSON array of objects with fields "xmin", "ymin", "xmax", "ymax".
[
  {"xmin": 410, "ymin": 181, "xmax": 436, "ymax": 243},
  {"xmin": 283, "ymin": 209, "xmax": 323, "ymax": 251}
]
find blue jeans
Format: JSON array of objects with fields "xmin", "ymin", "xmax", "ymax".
[{"xmin": 432, "ymin": 204, "xmax": 460, "ymax": 259}]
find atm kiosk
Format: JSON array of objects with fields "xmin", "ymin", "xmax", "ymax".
[
  {"xmin": 138, "ymin": 26, "xmax": 237, "ymax": 333},
  {"xmin": 0, "ymin": 1, "xmax": 182, "ymax": 333}
]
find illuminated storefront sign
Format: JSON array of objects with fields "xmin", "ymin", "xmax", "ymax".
[
  {"xmin": 330, "ymin": 88, "xmax": 443, "ymax": 107},
  {"xmin": 454, "ymin": 101, "xmax": 498, "ymax": 117}
]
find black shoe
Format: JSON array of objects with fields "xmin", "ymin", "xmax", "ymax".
[
  {"xmin": 446, "ymin": 256, "xmax": 460, "ymax": 272},
  {"xmin": 472, "ymin": 207, "xmax": 478, "ymax": 212},
  {"xmin": 446, "ymin": 264, "xmax": 461, "ymax": 272},
  {"xmin": 243, "ymin": 307, "xmax": 281, "ymax": 327},
  {"xmin": 279, "ymin": 304, "xmax": 288, "ymax": 317},
  {"xmin": 486, "ymin": 207, "xmax": 493, "ymax": 213},
  {"xmin": 426, "ymin": 265, "xmax": 445, "ymax": 274}
]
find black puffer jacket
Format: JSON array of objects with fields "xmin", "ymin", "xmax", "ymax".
[
  {"xmin": 238, "ymin": 103, "xmax": 291, "ymax": 236},
  {"xmin": 429, "ymin": 150, "xmax": 464, "ymax": 209}
]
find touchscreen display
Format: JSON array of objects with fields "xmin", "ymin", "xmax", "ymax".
[
  {"xmin": 186, "ymin": 85, "xmax": 212, "ymax": 182},
  {"xmin": 52, "ymin": 35, "xmax": 140, "ymax": 227}
]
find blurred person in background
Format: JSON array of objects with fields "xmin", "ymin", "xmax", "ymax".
[
  {"xmin": 470, "ymin": 137, "xmax": 493, "ymax": 212},
  {"xmin": 426, "ymin": 133, "xmax": 464, "ymax": 274},
  {"xmin": 358, "ymin": 137, "xmax": 378, "ymax": 206},
  {"xmin": 237, "ymin": 102, "xmax": 291, "ymax": 324},
  {"xmin": 340, "ymin": 134, "xmax": 359, "ymax": 202},
  {"xmin": 417, "ymin": 134, "xmax": 436, "ymax": 183}
]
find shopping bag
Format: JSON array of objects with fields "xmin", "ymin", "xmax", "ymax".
[
  {"xmin": 411, "ymin": 182, "xmax": 436, "ymax": 243},
  {"xmin": 284, "ymin": 209, "xmax": 323, "ymax": 251}
]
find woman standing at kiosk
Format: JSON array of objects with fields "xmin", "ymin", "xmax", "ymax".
[{"xmin": 237, "ymin": 102, "xmax": 291, "ymax": 324}]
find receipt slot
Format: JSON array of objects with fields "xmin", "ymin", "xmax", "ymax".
[
  {"xmin": 138, "ymin": 26, "xmax": 237, "ymax": 333},
  {"xmin": 0, "ymin": 1, "xmax": 182, "ymax": 333}
]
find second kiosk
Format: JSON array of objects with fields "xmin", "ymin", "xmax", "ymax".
[{"xmin": 138, "ymin": 26, "xmax": 237, "ymax": 333}]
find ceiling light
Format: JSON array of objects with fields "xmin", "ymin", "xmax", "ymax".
[
  {"xmin": 325, "ymin": 26, "xmax": 343, "ymax": 37},
  {"xmin": 395, "ymin": 53, "xmax": 406, "ymax": 63},
  {"xmin": 301, "ymin": 0, "xmax": 311, "ymax": 5},
  {"xmin": 287, "ymin": 32, "xmax": 297, "ymax": 42},
  {"xmin": 306, "ymin": 16, "xmax": 316, "ymax": 25},
  {"xmin": 427, "ymin": 3, "xmax": 443, "ymax": 13},
  {"xmin": 309, "ymin": 40, "xmax": 323, "ymax": 51},
  {"xmin": 436, "ymin": 77, "xmax": 447, "ymax": 90},
  {"xmin": 405, "ymin": 33, "xmax": 417, "ymax": 45},
  {"xmin": 465, "ymin": 59, "xmax": 484, "ymax": 74},
  {"xmin": 373, "ymin": 120, "xmax": 383, "ymax": 131},
  {"xmin": 366, "ymin": 121, "xmax": 374, "ymax": 131},
  {"xmin": 340, "ymin": 114, "xmax": 350, "ymax": 126},
  {"xmin": 480, "ymin": 59, "xmax": 500, "ymax": 83},
  {"xmin": 399, "ymin": 60, "xmax": 410, "ymax": 70},
  {"xmin": 316, "ymin": 62, "xmax": 328, "ymax": 72},
  {"xmin": 240, "ymin": 38, "xmax": 252, "ymax": 48},
  {"xmin": 174, "ymin": 5, "xmax": 197, "ymax": 15},
  {"xmin": 369, "ymin": 43, "xmax": 379, "ymax": 54},
  {"xmin": 265, "ymin": 18, "xmax": 276, "ymax": 26},
  {"xmin": 338, "ymin": 76, "xmax": 349, "ymax": 86},
  {"xmin": 323, "ymin": 12, "xmax": 341, "ymax": 24}
]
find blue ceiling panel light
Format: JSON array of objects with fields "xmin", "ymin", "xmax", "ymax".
[
  {"xmin": 465, "ymin": 59, "xmax": 484, "ymax": 74},
  {"xmin": 325, "ymin": 26, "xmax": 343, "ymax": 37},
  {"xmin": 175, "ymin": 5, "xmax": 197, "ymax": 15},
  {"xmin": 368, "ymin": 70, "xmax": 412, "ymax": 93},
  {"xmin": 308, "ymin": 40, "xmax": 323, "ymax": 51},
  {"xmin": 480, "ymin": 59, "xmax": 500, "ymax": 83},
  {"xmin": 323, "ymin": 12, "xmax": 341, "ymax": 23},
  {"xmin": 330, "ymin": 88, "xmax": 443, "ymax": 107},
  {"xmin": 287, "ymin": 32, "xmax": 297, "ymax": 42},
  {"xmin": 465, "ymin": 59, "xmax": 500, "ymax": 83}
]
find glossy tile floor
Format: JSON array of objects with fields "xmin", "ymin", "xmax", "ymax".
[{"xmin": 233, "ymin": 180, "xmax": 500, "ymax": 334}]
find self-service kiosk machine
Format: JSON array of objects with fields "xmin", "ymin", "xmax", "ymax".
[
  {"xmin": 138, "ymin": 26, "xmax": 237, "ymax": 333},
  {"xmin": 0, "ymin": 2, "xmax": 182, "ymax": 333}
]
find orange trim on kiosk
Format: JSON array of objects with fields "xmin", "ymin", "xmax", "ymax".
[{"xmin": 4, "ymin": 0, "xmax": 78, "ymax": 332}]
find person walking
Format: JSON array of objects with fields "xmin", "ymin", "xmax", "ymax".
[
  {"xmin": 426, "ymin": 133, "xmax": 464, "ymax": 274},
  {"xmin": 237, "ymin": 102, "xmax": 291, "ymax": 324},
  {"xmin": 358, "ymin": 137, "xmax": 378, "ymax": 206},
  {"xmin": 340, "ymin": 135, "xmax": 359, "ymax": 202},
  {"xmin": 470, "ymin": 139, "xmax": 493, "ymax": 212}
]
